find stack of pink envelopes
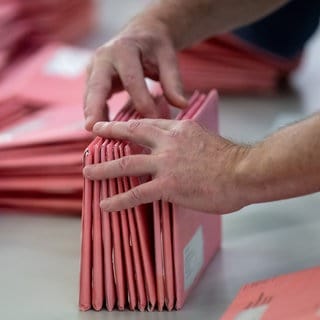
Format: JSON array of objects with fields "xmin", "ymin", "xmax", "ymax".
[
  {"xmin": 178, "ymin": 34, "xmax": 299, "ymax": 95},
  {"xmin": 0, "ymin": 103, "xmax": 91, "ymax": 213},
  {"xmin": 0, "ymin": 43, "xmax": 92, "ymax": 107},
  {"xmin": 0, "ymin": 43, "xmax": 91, "ymax": 131},
  {"xmin": 0, "ymin": 0, "xmax": 93, "ymax": 73},
  {"xmin": 0, "ymin": 43, "xmax": 131, "ymax": 214},
  {"xmin": 79, "ymin": 89, "xmax": 221, "ymax": 311}
]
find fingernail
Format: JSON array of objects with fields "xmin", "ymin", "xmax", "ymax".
[
  {"xmin": 82, "ymin": 166, "xmax": 92, "ymax": 179},
  {"xmin": 179, "ymin": 95, "xmax": 188, "ymax": 108},
  {"xmin": 100, "ymin": 200, "xmax": 111, "ymax": 212},
  {"xmin": 93, "ymin": 121, "xmax": 105, "ymax": 131},
  {"xmin": 85, "ymin": 117, "xmax": 95, "ymax": 131}
]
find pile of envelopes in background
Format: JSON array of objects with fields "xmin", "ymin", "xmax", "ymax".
[
  {"xmin": 0, "ymin": 0, "xmax": 93, "ymax": 74},
  {"xmin": 178, "ymin": 34, "xmax": 299, "ymax": 94},
  {"xmin": 79, "ymin": 90, "xmax": 221, "ymax": 311},
  {"xmin": 0, "ymin": 43, "xmax": 113, "ymax": 214}
]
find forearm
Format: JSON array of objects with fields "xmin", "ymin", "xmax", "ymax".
[
  {"xmin": 239, "ymin": 113, "xmax": 320, "ymax": 204},
  {"xmin": 135, "ymin": 0, "xmax": 289, "ymax": 49}
]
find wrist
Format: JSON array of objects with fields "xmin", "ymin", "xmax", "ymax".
[
  {"xmin": 136, "ymin": 3, "xmax": 190, "ymax": 50},
  {"xmin": 227, "ymin": 142, "xmax": 254, "ymax": 209},
  {"xmin": 235, "ymin": 142, "xmax": 276, "ymax": 206},
  {"xmin": 124, "ymin": 10, "xmax": 177, "ymax": 49}
]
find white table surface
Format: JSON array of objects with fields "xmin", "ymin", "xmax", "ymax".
[
  {"xmin": 1, "ymin": 91, "xmax": 320, "ymax": 320},
  {"xmin": 1, "ymin": 191, "xmax": 320, "ymax": 320},
  {"xmin": 1, "ymin": 1, "xmax": 320, "ymax": 319}
]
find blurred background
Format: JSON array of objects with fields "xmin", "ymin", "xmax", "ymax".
[
  {"xmin": 0, "ymin": 0, "xmax": 319, "ymax": 214},
  {"xmin": 0, "ymin": 0, "xmax": 319, "ymax": 318}
]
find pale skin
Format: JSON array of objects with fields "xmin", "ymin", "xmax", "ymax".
[{"xmin": 83, "ymin": 0, "xmax": 320, "ymax": 214}]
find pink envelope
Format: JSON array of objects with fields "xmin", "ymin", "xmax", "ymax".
[
  {"xmin": 108, "ymin": 141, "xmax": 127, "ymax": 310},
  {"xmin": 0, "ymin": 104, "xmax": 91, "ymax": 150},
  {"xmin": 116, "ymin": 142, "xmax": 137, "ymax": 311},
  {"xmin": 122, "ymin": 149, "xmax": 148, "ymax": 311},
  {"xmin": 125, "ymin": 144, "xmax": 157, "ymax": 311},
  {"xmin": 172, "ymin": 91, "xmax": 221, "ymax": 309},
  {"xmin": 0, "ymin": 196, "xmax": 81, "ymax": 213},
  {"xmin": 79, "ymin": 139, "xmax": 95, "ymax": 311},
  {"xmin": 177, "ymin": 34, "xmax": 298, "ymax": 95},
  {"xmin": 91, "ymin": 138, "xmax": 104, "ymax": 311},
  {"xmin": 0, "ymin": 175, "xmax": 82, "ymax": 193},
  {"xmin": 79, "ymin": 89, "xmax": 221, "ymax": 311},
  {"xmin": 100, "ymin": 139, "xmax": 116, "ymax": 311},
  {"xmin": 153, "ymin": 200, "xmax": 165, "ymax": 311},
  {"xmin": 221, "ymin": 265, "xmax": 320, "ymax": 320},
  {"xmin": 0, "ymin": 44, "xmax": 90, "ymax": 105}
]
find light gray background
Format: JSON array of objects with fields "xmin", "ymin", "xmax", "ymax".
[{"xmin": 0, "ymin": 1, "xmax": 319, "ymax": 319}]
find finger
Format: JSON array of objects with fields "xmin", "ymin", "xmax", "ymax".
[
  {"xmin": 100, "ymin": 179, "xmax": 161, "ymax": 211},
  {"xmin": 157, "ymin": 47, "xmax": 188, "ymax": 109},
  {"xmin": 84, "ymin": 57, "xmax": 113, "ymax": 130},
  {"xmin": 85, "ymin": 61, "xmax": 93, "ymax": 84},
  {"xmin": 93, "ymin": 120, "xmax": 166, "ymax": 148},
  {"xmin": 115, "ymin": 47, "xmax": 158, "ymax": 118},
  {"xmin": 135, "ymin": 118, "xmax": 178, "ymax": 130},
  {"xmin": 83, "ymin": 154, "xmax": 157, "ymax": 179}
]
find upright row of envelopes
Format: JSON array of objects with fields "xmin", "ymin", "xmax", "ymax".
[
  {"xmin": 0, "ymin": 0, "xmax": 93, "ymax": 73},
  {"xmin": 178, "ymin": 34, "xmax": 299, "ymax": 94},
  {"xmin": 79, "ymin": 90, "xmax": 221, "ymax": 311}
]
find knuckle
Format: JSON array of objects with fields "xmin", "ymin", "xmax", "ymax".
[
  {"xmin": 114, "ymin": 37, "xmax": 135, "ymax": 48},
  {"xmin": 127, "ymin": 119, "xmax": 142, "ymax": 132},
  {"xmin": 179, "ymin": 119, "xmax": 194, "ymax": 130},
  {"xmin": 110, "ymin": 37, "xmax": 139, "ymax": 54},
  {"xmin": 118, "ymin": 156, "xmax": 131, "ymax": 171},
  {"xmin": 94, "ymin": 45, "xmax": 108, "ymax": 58},
  {"xmin": 121, "ymin": 72, "xmax": 137, "ymax": 89},
  {"xmin": 168, "ymin": 128, "xmax": 180, "ymax": 138},
  {"xmin": 129, "ymin": 188, "xmax": 143, "ymax": 202},
  {"xmin": 161, "ymin": 178, "xmax": 175, "ymax": 203},
  {"xmin": 87, "ymin": 79, "xmax": 107, "ymax": 92}
]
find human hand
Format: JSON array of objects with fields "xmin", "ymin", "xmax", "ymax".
[
  {"xmin": 84, "ymin": 17, "xmax": 188, "ymax": 130},
  {"xmin": 83, "ymin": 119, "xmax": 251, "ymax": 214}
]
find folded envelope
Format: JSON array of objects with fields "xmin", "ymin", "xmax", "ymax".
[
  {"xmin": 0, "ymin": 43, "xmax": 91, "ymax": 106},
  {"xmin": 0, "ymin": 90, "xmax": 130, "ymax": 214},
  {"xmin": 79, "ymin": 89, "xmax": 221, "ymax": 311},
  {"xmin": 221, "ymin": 265, "xmax": 320, "ymax": 320}
]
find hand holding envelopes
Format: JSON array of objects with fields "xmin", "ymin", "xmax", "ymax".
[{"xmin": 79, "ymin": 90, "xmax": 221, "ymax": 311}]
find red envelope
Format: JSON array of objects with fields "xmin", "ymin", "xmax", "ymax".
[
  {"xmin": 0, "ymin": 44, "xmax": 90, "ymax": 105},
  {"xmin": 79, "ymin": 88, "xmax": 221, "ymax": 311},
  {"xmin": 221, "ymin": 265, "xmax": 320, "ymax": 320},
  {"xmin": 114, "ymin": 143, "xmax": 137, "ymax": 310},
  {"xmin": 178, "ymin": 34, "xmax": 299, "ymax": 94}
]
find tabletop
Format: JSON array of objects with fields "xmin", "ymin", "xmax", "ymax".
[
  {"xmin": 1, "ymin": 191, "xmax": 320, "ymax": 320},
  {"xmin": 1, "ymin": 1, "xmax": 320, "ymax": 319}
]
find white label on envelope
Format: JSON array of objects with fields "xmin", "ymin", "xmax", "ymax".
[
  {"xmin": 234, "ymin": 305, "xmax": 268, "ymax": 320},
  {"xmin": 184, "ymin": 226, "xmax": 204, "ymax": 291},
  {"xmin": 44, "ymin": 47, "xmax": 91, "ymax": 78}
]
